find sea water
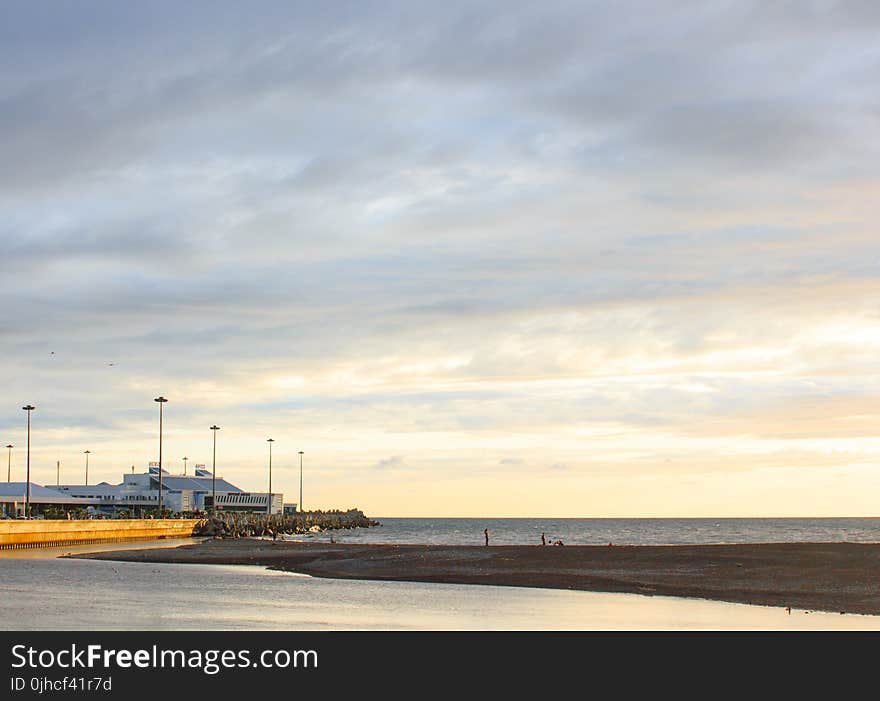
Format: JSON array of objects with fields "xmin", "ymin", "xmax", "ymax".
[{"xmin": 286, "ymin": 516, "xmax": 880, "ymax": 547}]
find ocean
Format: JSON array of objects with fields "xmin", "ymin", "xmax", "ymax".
[
  {"xmin": 285, "ymin": 516, "xmax": 880, "ymax": 547},
  {"xmin": 3, "ymin": 524, "xmax": 880, "ymax": 630}
]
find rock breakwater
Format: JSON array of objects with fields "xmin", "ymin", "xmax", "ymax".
[{"xmin": 197, "ymin": 508, "xmax": 378, "ymax": 539}]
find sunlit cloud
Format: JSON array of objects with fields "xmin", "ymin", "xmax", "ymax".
[{"xmin": 1, "ymin": 1, "xmax": 878, "ymax": 515}]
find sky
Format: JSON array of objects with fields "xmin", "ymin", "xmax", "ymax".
[{"xmin": 1, "ymin": 1, "xmax": 879, "ymax": 517}]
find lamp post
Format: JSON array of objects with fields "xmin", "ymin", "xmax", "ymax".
[
  {"xmin": 298, "ymin": 451, "xmax": 304, "ymax": 514},
  {"xmin": 5, "ymin": 444, "xmax": 12, "ymax": 482},
  {"xmin": 22, "ymin": 405, "xmax": 34, "ymax": 517},
  {"xmin": 210, "ymin": 425, "xmax": 220, "ymax": 514},
  {"xmin": 266, "ymin": 438, "xmax": 274, "ymax": 516},
  {"xmin": 84, "ymin": 450, "xmax": 90, "ymax": 485},
  {"xmin": 182, "ymin": 456, "xmax": 188, "ymax": 476},
  {"xmin": 154, "ymin": 396, "xmax": 168, "ymax": 516}
]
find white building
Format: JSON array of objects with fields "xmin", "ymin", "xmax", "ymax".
[
  {"xmin": 0, "ymin": 482, "xmax": 101, "ymax": 517},
  {"xmin": 56, "ymin": 465, "xmax": 282, "ymax": 515}
]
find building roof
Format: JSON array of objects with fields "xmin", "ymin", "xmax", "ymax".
[
  {"xmin": 0, "ymin": 482, "xmax": 100, "ymax": 504},
  {"xmin": 0, "ymin": 482, "xmax": 70, "ymax": 498},
  {"xmin": 158, "ymin": 476, "xmax": 243, "ymax": 493}
]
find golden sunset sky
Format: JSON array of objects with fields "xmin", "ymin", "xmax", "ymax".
[{"xmin": 2, "ymin": 2, "xmax": 879, "ymax": 516}]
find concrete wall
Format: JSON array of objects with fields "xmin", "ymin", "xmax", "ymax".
[{"xmin": 0, "ymin": 518, "xmax": 205, "ymax": 550}]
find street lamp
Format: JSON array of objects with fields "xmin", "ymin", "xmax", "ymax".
[
  {"xmin": 84, "ymin": 450, "xmax": 91, "ymax": 485},
  {"xmin": 154, "ymin": 396, "xmax": 168, "ymax": 516},
  {"xmin": 210, "ymin": 425, "xmax": 220, "ymax": 514},
  {"xmin": 22, "ymin": 405, "xmax": 34, "ymax": 517},
  {"xmin": 5, "ymin": 444, "xmax": 12, "ymax": 482},
  {"xmin": 299, "ymin": 451, "xmax": 304, "ymax": 514},
  {"xmin": 182, "ymin": 456, "xmax": 188, "ymax": 476},
  {"xmin": 266, "ymin": 438, "xmax": 274, "ymax": 516}
]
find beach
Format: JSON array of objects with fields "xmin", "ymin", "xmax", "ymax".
[{"xmin": 71, "ymin": 539, "xmax": 880, "ymax": 616}]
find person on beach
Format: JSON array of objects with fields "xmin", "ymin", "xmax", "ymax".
[
  {"xmin": 484, "ymin": 528, "xmax": 489, "ymax": 546},
  {"xmin": 541, "ymin": 532, "xmax": 546, "ymax": 546}
]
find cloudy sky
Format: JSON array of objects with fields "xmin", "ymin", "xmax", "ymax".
[{"xmin": 2, "ymin": 1, "xmax": 879, "ymax": 516}]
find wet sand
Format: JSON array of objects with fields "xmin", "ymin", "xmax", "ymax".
[{"xmin": 71, "ymin": 539, "xmax": 880, "ymax": 615}]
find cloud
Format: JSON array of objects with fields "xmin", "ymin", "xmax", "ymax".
[
  {"xmin": 373, "ymin": 455, "xmax": 406, "ymax": 470},
  {"xmin": 1, "ymin": 2, "xmax": 879, "ymax": 514}
]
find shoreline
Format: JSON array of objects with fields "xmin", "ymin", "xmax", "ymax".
[{"xmin": 69, "ymin": 539, "xmax": 880, "ymax": 616}]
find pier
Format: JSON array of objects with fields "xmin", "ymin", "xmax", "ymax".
[{"xmin": 0, "ymin": 518, "xmax": 205, "ymax": 550}]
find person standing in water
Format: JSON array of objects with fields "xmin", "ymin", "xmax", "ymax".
[
  {"xmin": 484, "ymin": 528, "xmax": 489, "ymax": 546},
  {"xmin": 541, "ymin": 532, "xmax": 546, "ymax": 546}
]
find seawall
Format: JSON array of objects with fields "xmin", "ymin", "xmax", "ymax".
[{"xmin": 0, "ymin": 519, "xmax": 206, "ymax": 550}]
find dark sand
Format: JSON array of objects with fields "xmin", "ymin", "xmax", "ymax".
[{"xmin": 71, "ymin": 540, "xmax": 880, "ymax": 615}]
